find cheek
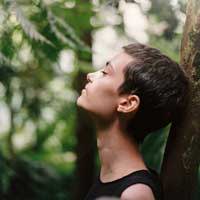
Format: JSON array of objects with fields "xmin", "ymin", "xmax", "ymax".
[
  {"xmin": 92, "ymin": 83, "xmax": 117, "ymax": 107},
  {"xmin": 78, "ymin": 80, "xmax": 118, "ymax": 117}
]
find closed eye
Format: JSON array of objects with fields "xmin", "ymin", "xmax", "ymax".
[{"xmin": 101, "ymin": 70, "xmax": 107, "ymax": 75}]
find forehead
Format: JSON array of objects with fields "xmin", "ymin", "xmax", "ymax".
[{"xmin": 109, "ymin": 51, "xmax": 134, "ymax": 73}]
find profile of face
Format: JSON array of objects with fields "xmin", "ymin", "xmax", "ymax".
[{"xmin": 76, "ymin": 51, "xmax": 140, "ymax": 121}]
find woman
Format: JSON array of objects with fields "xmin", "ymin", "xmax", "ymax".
[{"xmin": 76, "ymin": 43, "xmax": 189, "ymax": 200}]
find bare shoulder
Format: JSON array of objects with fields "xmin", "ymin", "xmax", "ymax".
[{"xmin": 120, "ymin": 183, "xmax": 155, "ymax": 200}]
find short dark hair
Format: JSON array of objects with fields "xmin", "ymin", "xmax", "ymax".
[{"xmin": 117, "ymin": 43, "xmax": 190, "ymax": 144}]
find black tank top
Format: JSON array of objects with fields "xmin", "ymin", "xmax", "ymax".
[{"xmin": 84, "ymin": 167, "xmax": 163, "ymax": 200}]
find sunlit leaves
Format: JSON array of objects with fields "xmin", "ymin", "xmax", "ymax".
[{"xmin": 8, "ymin": 0, "xmax": 53, "ymax": 45}]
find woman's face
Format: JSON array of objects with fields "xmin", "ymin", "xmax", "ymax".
[{"xmin": 76, "ymin": 51, "xmax": 133, "ymax": 120}]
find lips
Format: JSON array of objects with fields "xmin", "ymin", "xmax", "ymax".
[
  {"xmin": 81, "ymin": 83, "xmax": 90, "ymax": 95},
  {"xmin": 81, "ymin": 87, "xmax": 87, "ymax": 94},
  {"xmin": 84, "ymin": 84, "xmax": 90, "ymax": 91}
]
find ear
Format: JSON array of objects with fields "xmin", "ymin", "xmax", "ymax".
[{"xmin": 117, "ymin": 95, "xmax": 140, "ymax": 113}]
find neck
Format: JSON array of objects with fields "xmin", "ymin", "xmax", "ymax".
[{"xmin": 95, "ymin": 118, "xmax": 148, "ymax": 182}]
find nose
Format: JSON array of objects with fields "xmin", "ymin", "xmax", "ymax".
[{"xmin": 87, "ymin": 72, "xmax": 92, "ymax": 83}]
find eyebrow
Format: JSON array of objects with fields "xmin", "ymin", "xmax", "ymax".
[{"xmin": 106, "ymin": 61, "xmax": 115, "ymax": 73}]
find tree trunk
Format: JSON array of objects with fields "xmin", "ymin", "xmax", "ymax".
[
  {"xmin": 73, "ymin": 70, "xmax": 96, "ymax": 200},
  {"xmin": 72, "ymin": 5, "xmax": 96, "ymax": 199},
  {"xmin": 160, "ymin": 0, "xmax": 200, "ymax": 199}
]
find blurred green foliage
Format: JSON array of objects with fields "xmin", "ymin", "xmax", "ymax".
[{"xmin": 0, "ymin": 0, "xmax": 92, "ymax": 199}]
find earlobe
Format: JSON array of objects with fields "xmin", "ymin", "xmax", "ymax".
[
  {"xmin": 117, "ymin": 98, "xmax": 128, "ymax": 112},
  {"xmin": 117, "ymin": 105, "xmax": 124, "ymax": 112}
]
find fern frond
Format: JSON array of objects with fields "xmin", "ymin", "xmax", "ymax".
[
  {"xmin": 55, "ymin": 16, "xmax": 85, "ymax": 47},
  {"xmin": 47, "ymin": 11, "xmax": 77, "ymax": 49},
  {"xmin": 9, "ymin": 0, "xmax": 53, "ymax": 46},
  {"xmin": 46, "ymin": 8, "xmax": 91, "ymax": 52}
]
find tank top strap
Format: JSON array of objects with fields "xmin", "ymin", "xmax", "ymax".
[
  {"xmin": 85, "ymin": 168, "xmax": 163, "ymax": 200},
  {"xmin": 116, "ymin": 168, "xmax": 163, "ymax": 200}
]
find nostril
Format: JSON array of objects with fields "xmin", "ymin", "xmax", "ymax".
[
  {"xmin": 86, "ymin": 74, "xmax": 89, "ymax": 81},
  {"xmin": 86, "ymin": 73, "xmax": 92, "ymax": 83}
]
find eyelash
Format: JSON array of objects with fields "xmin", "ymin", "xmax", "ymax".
[{"xmin": 101, "ymin": 70, "xmax": 107, "ymax": 75}]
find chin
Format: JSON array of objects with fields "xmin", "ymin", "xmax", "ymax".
[
  {"xmin": 77, "ymin": 97, "xmax": 95, "ymax": 116},
  {"xmin": 76, "ymin": 96, "xmax": 87, "ymax": 109},
  {"xmin": 76, "ymin": 96, "xmax": 82, "ymax": 107}
]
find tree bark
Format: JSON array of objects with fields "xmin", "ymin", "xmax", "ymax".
[
  {"xmin": 72, "ymin": 4, "xmax": 96, "ymax": 199},
  {"xmin": 160, "ymin": 0, "xmax": 200, "ymax": 199},
  {"xmin": 73, "ymin": 70, "xmax": 96, "ymax": 200}
]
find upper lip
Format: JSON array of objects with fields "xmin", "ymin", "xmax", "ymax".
[{"xmin": 84, "ymin": 84, "xmax": 89, "ymax": 90}]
